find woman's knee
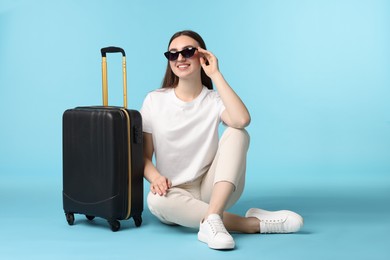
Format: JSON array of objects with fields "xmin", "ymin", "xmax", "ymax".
[
  {"xmin": 147, "ymin": 189, "xmax": 189, "ymax": 215},
  {"xmin": 147, "ymin": 191, "xmax": 166, "ymax": 213},
  {"xmin": 147, "ymin": 192, "xmax": 177, "ymax": 225},
  {"xmin": 221, "ymin": 127, "xmax": 250, "ymax": 149}
]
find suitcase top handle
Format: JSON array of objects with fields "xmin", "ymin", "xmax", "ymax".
[
  {"xmin": 101, "ymin": 46, "xmax": 128, "ymax": 108},
  {"xmin": 101, "ymin": 47, "xmax": 126, "ymax": 57}
]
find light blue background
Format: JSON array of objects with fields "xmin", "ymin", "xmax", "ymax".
[{"xmin": 1, "ymin": 0, "xmax": 389, "ymax": 259}]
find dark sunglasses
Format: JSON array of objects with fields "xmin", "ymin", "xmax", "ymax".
[{"xmin": 164, "ymin": 47, "xmax": 197, "ymax": 61}]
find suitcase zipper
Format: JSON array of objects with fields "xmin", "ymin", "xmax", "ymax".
[{"xmin": 120, "ymin": 108, "xmax": 132, "ymax": 219}]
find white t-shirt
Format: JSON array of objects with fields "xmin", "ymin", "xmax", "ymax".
[{"xmin": 140, "ymin": 86, "xmax": 225, "ymax": 186}]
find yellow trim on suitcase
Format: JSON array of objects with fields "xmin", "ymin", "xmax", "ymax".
[
  {"xmin": 121, "ymin": 108, "xmax": 132, "ymax": 219},
  {"xmin": 102, "ymin": 57, "xmax": 108, "ymax": 106}
]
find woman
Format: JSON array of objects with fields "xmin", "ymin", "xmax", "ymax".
[{"xmin": 140, "ymin": 30, "xmax": 303, "ymax": 250}]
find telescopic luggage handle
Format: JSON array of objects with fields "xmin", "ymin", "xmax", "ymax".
[
  {"xmin": 101, "ymin": 46, "xmax": 128, "ymax": 108},
  {"xmin": 101, "ymin": 47, "xmax": 126, "ymax": 57}
]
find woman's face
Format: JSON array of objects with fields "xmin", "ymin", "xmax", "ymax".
[{"xmin": 168, "ymin": 35, "xmax": 201, "ymax": 80}]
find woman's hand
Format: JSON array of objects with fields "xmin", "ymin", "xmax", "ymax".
[
  {"xmin": 150, "ymin": 175, "xmax": 172, "ymax": 196},
  {"xmin": 198, "ymin": 47, "xmax": 220, "ymax": 78}
]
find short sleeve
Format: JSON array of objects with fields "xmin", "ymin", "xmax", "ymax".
[
  {"xmin": 213, "ymin": 91, "xmax": 226, "ymax": 121},
  {"xmin": 140, "ymin": 93, "xmax": 153, "ymax": 134}
]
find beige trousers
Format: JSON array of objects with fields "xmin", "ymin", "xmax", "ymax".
[{"xmin": 147, "ymin": 127, "xmax": 250, "ymax": 228}]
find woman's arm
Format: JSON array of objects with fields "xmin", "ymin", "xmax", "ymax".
[
  {"xmin": 198, "ymin": 47, "xmax": 251, "ymax": 129},
  {"xmin": 143, "ymin": 133, "xmax": 172, "ymax": 196}
]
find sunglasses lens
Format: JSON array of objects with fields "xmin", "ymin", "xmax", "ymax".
[
  {"xmin": 182, "ymin": 48, "xmax": 196, "ymax": 58},
  {"xmin": 164, "ymin": 51, "xmax": 179, "ymax": 61}
]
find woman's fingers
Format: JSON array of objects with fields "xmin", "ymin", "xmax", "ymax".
[
  {"xmin": 197, "ymin": 47, "xmax": 219, "ymax": 76},
  {"xmin": 158, "ymin": 182, "xmax": 168, "ymax": 195},
  {"xmin": 151, "ymin": 184, "xmax": 164, "ymax": 196},
  {"xmin": 151, "ymin": 176, "xmax": 171, "ymax": 196},
  {"xmin": 197, "ymin": 46, "xmax": 212, "ymax": 56},
  {"xmin": 198, "ymin": 48, "xmax": 211, "ymax": 62}
]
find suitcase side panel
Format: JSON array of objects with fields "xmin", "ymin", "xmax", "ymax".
[
  {"xmin": 126, "ymin": 109, "xmax": 144, "ymax": 218},
  {"xmin": 63, "ymin": 108, "xmax": 129, "ymax": 220}
]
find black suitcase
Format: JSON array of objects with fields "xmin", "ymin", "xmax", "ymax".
[{"xmin": 62, "ymin": 47, "xmax": 143, "ymax": 231}]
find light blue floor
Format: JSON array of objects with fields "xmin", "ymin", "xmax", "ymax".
[{"xmin": 1, "ymin": 171, "xmax": 389, "ymax": 260}]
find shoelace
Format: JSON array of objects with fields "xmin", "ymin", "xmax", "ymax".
[
  {"xmin": 261, "ymin": 218, "xmax": 286, "ymax": 233},
  {"xmin": 207, "ymin": 219, "xmax": 229, "ymax": 235}
]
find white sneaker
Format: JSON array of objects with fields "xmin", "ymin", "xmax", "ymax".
[
  {"xmin": 245, "ymin": 208, "xmax": 304, "ymax": 234},
  {"xmin": 198, "ymin": 214, "xmax": 235, "ymax": 250}
]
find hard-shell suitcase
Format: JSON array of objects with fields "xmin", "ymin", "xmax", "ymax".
[{"xmin": 62, "ymin": 47, "xmax": 143, "ymax": 231}]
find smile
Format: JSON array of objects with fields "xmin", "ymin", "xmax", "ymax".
[{"xmin": 177, "ymin": 64, "xmax": 190, "ymax": 69}]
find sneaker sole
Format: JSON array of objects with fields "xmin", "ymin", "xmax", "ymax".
[{"xmin": 198, "ymin": 232, "xmax": 235, "ymax": 250}]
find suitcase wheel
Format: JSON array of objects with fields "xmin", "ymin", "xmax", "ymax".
[
  {"xmin": 133, "ymin": 216, "xmax": 142, "ymax": 227},
  {"xmin": 108, "ymin": 220, "xmax": 120, "ymax": 232},
  {"xmin": 86, "ymin": 215, "xmax": 95, "ymax": 221},
  {"xmin": 65, "ymin": 213, "xmax": 75, "ymax": 226}
]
